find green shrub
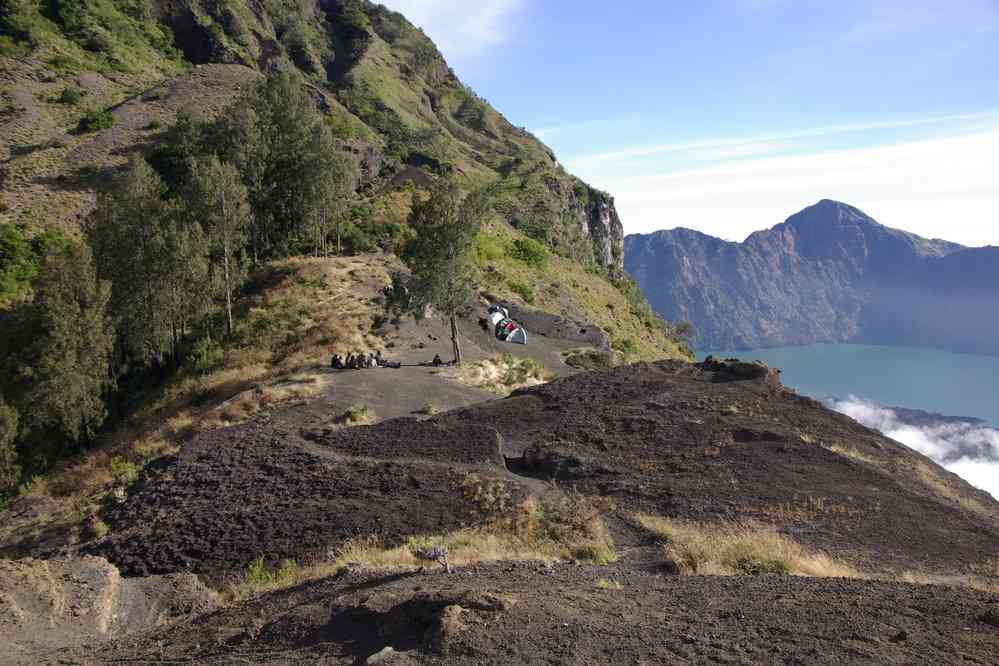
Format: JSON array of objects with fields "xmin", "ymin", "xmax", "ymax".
[
  {"xmin": 56, "ymin": 87, "xmax": 83, "ymax": 105},
  {"xmin": 508, "ymin": 237, "xmax": 548, "ymax": 267},
  {"xmin": 78, "ymin": 109, "xmax": 114, "ymax": 132},
  {"xmin": 108, "ymin": 455, "xmax": 139, "ymax": 486},
  {"xmin": 612, "ymin": 337, "xmax": 639, "ymax": 357},
  {"xmin": 508, "ymin": 280, "xmax": 535, "ymax": 304},
  {"xmin": 144, "ymin": 119, "xmax": 161, "ymax": 131}
]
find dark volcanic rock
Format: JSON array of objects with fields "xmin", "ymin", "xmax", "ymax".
[
  {"xmin": 90, "ymin": 360, "xmax": 999, "ymax": 583},
  {"xmin": 74, "ymin": 564, "xmax": 999, "ymax": 665},
  {"xmin": 625, "ymin": 199, "xmax": 999, "ymax": 355}
]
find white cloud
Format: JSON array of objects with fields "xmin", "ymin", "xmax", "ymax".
[
  {"xmin": 379, "ymin": 0, "xmax": 526, "ymax": 59},
  {"xmin": 577, "ymin": 127, "xmax": 999, "ymax": 247},
  {"xmin": 830, "ymin": 397, "xmax": 999, "ymax": 499},
  {"xmin": 568, "ymin": 111, "xmax": 999, "ymax": 167}
]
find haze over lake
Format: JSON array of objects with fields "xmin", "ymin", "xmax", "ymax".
[
  {"xmin": 702, "ymin": 344, "xmax": 999, "ymax": 426},
  {"xmin": 701, "ymin": 344, "xmax": 999, "ymax": 498}
]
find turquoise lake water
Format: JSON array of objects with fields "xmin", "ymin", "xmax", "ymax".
[{"xmin": 699, "ymin": 344, "xmax": 999, "ymax": 428}]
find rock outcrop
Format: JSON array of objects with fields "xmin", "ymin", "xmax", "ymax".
[
  {"xmin": 0, "ymin": 556, "xmax": 218, "ymax": 658},
  {"xmin": 625, "ymin": 199, "xmax": 999, "ymax": 354}
]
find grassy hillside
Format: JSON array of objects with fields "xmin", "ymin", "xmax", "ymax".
[{"xmin": 0, "ymin": 0, "xmax": 692, "ymax": 520}]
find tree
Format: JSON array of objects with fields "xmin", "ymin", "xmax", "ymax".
[
  {"xmin": 0, "ymin": 397, "xmax": 19, "ymax": 497},
  {"xmin": 189, "ymin": 155, "xmax": 250, "ymax": 336},
  {"xmin": 304, "ymin": 123, "xmax": 357, "ymax": 256},
  {"xmin": 18, "ymin": 242, "xmax": 113, "ymax": 464},
  {"xmin": 405, "ymin": 180, "xmax": 493, "ymax": 363},
  {"xmin": 89, "ymin": 156, "xmax": 173, "ymax": 365}
]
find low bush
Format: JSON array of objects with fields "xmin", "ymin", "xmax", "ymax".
[
  {"xmin": 78, "ymin": 109, "xmax": 114, "ymax": 132},
  {"xmin": 508, "ymin": 280, "xmax": 535, "ymax": 304},
  {"xmin": 108, "ymin": 455, "xmax": 139, "ymax": 486},
  {"xmin": 508, "ymin": 237, "xmax": 548, "ymax": 267},
  {"xmin": 56, "ymin": 87, "xmax": 83, "ymax": 105}
]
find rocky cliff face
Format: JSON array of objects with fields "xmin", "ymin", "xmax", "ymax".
[{"xmin": 625, "ymin": 200, "xmax": 999, "ymax": 355}]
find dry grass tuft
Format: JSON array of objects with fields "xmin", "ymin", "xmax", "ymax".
[
  {"xmin": 595, "ymin": 578, "xmax": 623, "ymax": 590},
  {"xmin": 340, "ymin": 402, "xmax": 376, "ymax": 426},
  {"xmin": 225, "ymin": 525, "xmax": 605, "ymax": 602},
  {"xmin": 826, "ymin": 444, "xmax": 878, "ymax": 465},
  {"xmin": 635, "ymin": 514, "xmax": 860, "ymax": 578},
  {"xmin": 441, "ymin": 353, "xmax": 555, "ymax": 394}
]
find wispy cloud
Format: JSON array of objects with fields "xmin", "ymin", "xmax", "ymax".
[
  {"xmin": 380, "ymin": 0, "xmax": 526, "ymax": 59},
  {"xmin": 586, "ymin": 127, "xmax": 999, "ymax": 246},
  {"xmin": 567, "ymin": 111, "xmax": 999, "ymax": 166}
]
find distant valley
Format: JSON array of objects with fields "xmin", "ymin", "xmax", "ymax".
[{"xmin": 625, "ymin": 200, "xmax": 999, "ymax": 355}]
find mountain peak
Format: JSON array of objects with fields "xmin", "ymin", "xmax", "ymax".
[{"xmin": 785, "ymin": 199, "xmax": 879, "ymax": 229}]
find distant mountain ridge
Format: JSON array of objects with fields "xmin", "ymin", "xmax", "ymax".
[{"xmin": 625, "ymin": 200, "xmax": 999, "ymax": 355}]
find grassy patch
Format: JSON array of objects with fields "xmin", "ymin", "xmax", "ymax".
[
  {"xmin": 562, "ymin": 348, "xmax": 621, "ymax": 372},
  {"xmin": 826, "ymin": 444, "xmax": 878, "ymax": 465},
  {"xmin": 441, "ymin": 353, "xmax": 555, "ymax": 394},
  {"xmin": 77, "ymin": 109, "xmax": 114, "ymax": 132},
  {"xmin": 342, "ymin": 401, "xmax": 375, "ymax": 426},
  {"xmin": 635, "ymin": 513, "xmax": 860, "ymax": 578},
  {"xmin": 225, "ymin": 488, "xmax": 618, "ymax": 600}
]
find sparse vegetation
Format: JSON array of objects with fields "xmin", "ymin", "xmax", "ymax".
[
  {"xmin": 826, "ymin": 443, "xmax": 877, "ymax": 465},
  {"xmin": 595, "ymin": 578, "xmax": 623, "ymax": 590},
  {"xmin": 440, "ymin": 353, "xmax": 555, "ymax": 394},
  {"xmin": 342, "ymin": 401, "xmax": 374, "ymax": 425},
  {"xmin": 416, "ymin": 401, "xmax": 442, "ymax": 416},
  {"xmin": 562, "ymin": 348, "xmax": 620, "ymax": 371},
  {"xmin": 635, "ymin": 514, "xmax": 860, "ymax": 578}
]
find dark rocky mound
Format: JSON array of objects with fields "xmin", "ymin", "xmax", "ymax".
[
  {"xmin": 625, "ymin": 199, "xmax": 999, "ymax": 355},
  {"xmin": 73, "ymin": 563, "xmax": 999, "ymax": 665},
  {"xmin": 91, "ymin": 360, "xmax": 999, "ymax": 582}
]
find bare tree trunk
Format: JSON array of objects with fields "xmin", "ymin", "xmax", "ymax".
[
  {"xmin": 450, "ymin": 313, "xmax": 461, "ymax": 364},
  {"xmin": 223, "ymin": 246, "xmax": 233, "ymax": 336}
]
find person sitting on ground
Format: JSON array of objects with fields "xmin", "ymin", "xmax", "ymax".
[
  {"xmin": 330, "ymin": 354, "xmax": 343, "ymax": 369},
  {"xmin": 432, "ymin": 353, "xmax": 443, "ymax": 367}
]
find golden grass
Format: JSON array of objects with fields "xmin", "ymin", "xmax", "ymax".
[
  {"xmin": 200, "ymin": 372, "xmax": 328, "ymax": 430},
  {"xmin": 441, "ymin": 353, "xmax": 555, "ymax": 395},
  {"xmin": 225, "ymin": 526, "xmax": 605, "ymax": 601},
  {"xmin": 341, "ymin": 402, "xmax": 376, "ymax": 426},
  {"xmin": 826, "ymin": 444, "xmax": 878, "ymax": 465},
  {"xmin": 747, "ymin": 495, "xmax": 856, "ymax": 523},
  {"xmin": 225, "ymin": 489, "xmax": 619, "ymax": 601},
  {"xmin": 635, "ymin": 514, "xmax": 861, "ymax": 578},
  {"xmin": 909, "ymin": 460, "xmax": 994, "ymax": 519}
]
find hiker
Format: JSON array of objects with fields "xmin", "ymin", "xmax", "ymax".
[
  {"xmin": 432, "ymin": 353, "xmax": 443, "ymax": 367},
  {"xmin": 331, "ymin": 354, "xmax": 344, "ymax": 370}
]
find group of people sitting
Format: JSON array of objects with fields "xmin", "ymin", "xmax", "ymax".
[{"xmin": 330, "ymin": 350, "xmax": 400, "ymax": 370}]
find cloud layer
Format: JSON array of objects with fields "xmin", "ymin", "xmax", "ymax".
[
  {"xmin": 573, "ymin": 126, "xmax": 999, "ymax": 247},
  {"xmin": 830, "ymin": 397, "xmax": 999, "ymax": 499}
]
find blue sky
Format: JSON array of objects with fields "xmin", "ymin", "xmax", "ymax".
[{"xmin": 381, "ymin": 1, "xmax": 999, "ymax": 246}]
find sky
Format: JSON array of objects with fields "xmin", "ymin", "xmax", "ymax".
[{"xmin": 381, "ymin": 1, "xmax": 999, "ymax": 246}]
